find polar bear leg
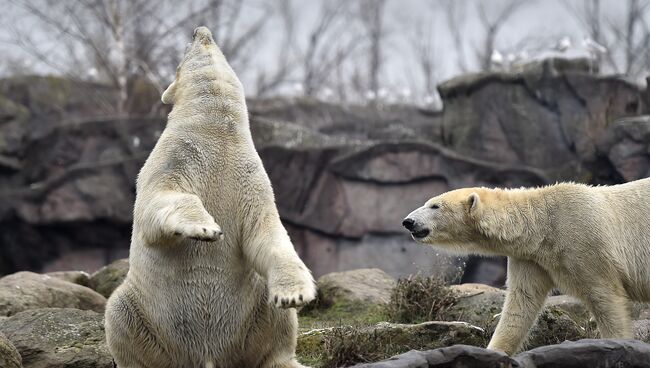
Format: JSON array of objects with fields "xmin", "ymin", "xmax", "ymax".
[
  {"xmin": 583, "ymin": 283, "xmax": 633, "ymax": 339},
  {"xmin": 139, "ymin": 190, "xmax": 223, "ymax": 245},
  {"xmin": 243, "ymin": 219, "xmax": 316, "ymax": 308},
  {"xmin": 487, "ymin": 258, "xmax": 553, "ymax": 355}
]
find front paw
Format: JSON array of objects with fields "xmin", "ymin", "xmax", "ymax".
[
  {"xmin": 269, "ymin": 268, "xmax": 316, "ymax": 308},
  {"xmin": 171, "ymin": 218, "xmax": 224, "ymax": 242}
]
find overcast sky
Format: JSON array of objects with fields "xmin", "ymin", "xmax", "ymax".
[{"xmin": 0, "ymin": 0, "xmax": 637, "ymax": 102}]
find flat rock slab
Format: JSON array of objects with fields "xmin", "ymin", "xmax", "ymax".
[
  {"xmin": 354, "ymin": 339, "xmax": 650, "ymax": 368},
  {"xmin": 515, "ymin": 339, "xmax": 650, "ymax": 368},
  {"xmin": 0, "ymin": 272, "xmax": 106, "ymax": 316},
  {"xmin": 0, "ymin": 331, "xmax": 22, "ymax": 368},
  {"xmin": 89, "ymin": 258, "xmax": 129, "ymax": 298},
  {"xmin": 352, "ymin": 345, "xmax": 515, "ymax": 368},
  {"xmin": 0, "ymin": 308, "xmax": 113, "ymax": 368}
]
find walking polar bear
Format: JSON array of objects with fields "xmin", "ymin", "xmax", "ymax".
[
  {"xmin": 105, "ymin": 27, "xmax": 316, "ymax": 368},
  {"xmin": 403, "ymin": 178, "xmax": 650, "ymax": 355}
]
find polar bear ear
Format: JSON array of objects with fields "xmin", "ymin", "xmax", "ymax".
[
  {"xmin": 468, "ymin": 192, "xmax": 480, "ymax": 212},
  {"xmin": 161, "ymin": 80, "xmax": 177, "ymax": 105}
]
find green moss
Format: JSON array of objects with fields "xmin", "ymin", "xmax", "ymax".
[{"xmin": 299, "ymin": 299, "xmax": 388, "ymax": 331}]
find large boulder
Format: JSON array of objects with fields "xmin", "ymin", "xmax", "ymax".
[
  {"xmin": 350, "ymin": 339, "xmax": 650, "ymax": 368},
  {"xmin": 350, "ymin": 345, "xmax": 515, "ymax": 368},
  {"xmin": 0, "ymin": 272, "xmax": 106, "ymax": 316},
  {"xmin": 438, "ymin": 57, "xmax": 642, "ymax": 183},
  {"xmin": 446, "ymin": 283, "xmax": 505, "ymax": 327},
  {"xmin": 0, "ymin": 308, "xmax": 112, "ymax": 368},
  {"xmin": 45, "ymin": 271, "xmax": 91, "ymax": 287},
  {"xmin": 0, "ymin": 331, "xmax": 22, "ymax": 368},
  {"xmin": 515, "ymin": 339, "xmax": 650, "ymax": 367},
  {"xmin": 317, "ymin": 268, "xmax": 396, "ymax": 305},
  {"xmin": 89, "ymin": 258, "xmax": 129, "ymax": 298}
]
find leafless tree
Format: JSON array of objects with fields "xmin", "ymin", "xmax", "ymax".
[
  {"xmin": 409, "ymin": 19, "xmax": 438, "ymax": 101},
  {"xmin": 565, "ymin": 0, "xmax": 650, "ymax": 77},
  {"xmin": 7, "ymin": 0, "xmax": 270, "ymax": 115},
  {"xmin": 475, "ymin": 0, "xmax": 533, "ymax": 71},
  {"xmin": 438, "ymin": 0, "xmax": 469, "ymax": 73},
  {"xmin": 357, "ymin": 0, "xmax": 388, "ymax": 100}
]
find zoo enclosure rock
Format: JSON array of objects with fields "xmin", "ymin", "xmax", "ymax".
[
  {"xmin": 0, "ymin": 331, "xmax": 22, "ymax": 368},
  {"xmin": 0, "ymin": 61, "xmax": 648, "ymax": 280},
  {"xmin": 354, "ymin": 339, "xmax": 650, "ymax": 368},
  {"xmin": 89, "ymin": 258, "xmax": 129, "ymax": 298},
  {"xmin": 317, "ymin": 268, "xmax": 396, "ymax": 305},
  {"xmin": 350, "ymin": 345, "xmax": 515, "ymax": 368},
  {"xmin": 0, "ymin": 308, "xmax": 113, "ymax": 368},
  {"xmin": 0, "ymin": 271, "xmax": 106, "ymax": 316}
]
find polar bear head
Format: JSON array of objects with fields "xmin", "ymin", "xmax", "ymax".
[
  {"xmin": 402, "ymin": 188, "xmax": 526, "ymax": 254},
  {"xmin": 161, "ymin": 26, "xmax": 242, "ymax": 106}
]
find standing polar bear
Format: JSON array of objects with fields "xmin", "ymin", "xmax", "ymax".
[
  {"xmin": 105, "ymin": 27, "xmax": 316, "ymax": 368},
  {"xmin": 403, "ymin": 178, "xmax": 650, "ymax": 355}
]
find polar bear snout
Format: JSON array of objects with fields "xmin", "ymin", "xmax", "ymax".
[
  {"xmin": 402, "ymin": 217, "xmax": 430, "ymax": 239},
  {"xmin": 192, "ymin": 26, "xmax": 214, "ymax": 44}
]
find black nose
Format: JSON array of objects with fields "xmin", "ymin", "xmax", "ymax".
[{"xmin": 402, "ymin": 218, "xmax": 415, "ymax": 231}]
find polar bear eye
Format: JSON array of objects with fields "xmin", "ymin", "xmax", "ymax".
[{"xmin": 430, "ymin": 204, "xmax": 440, "ymax": 209}]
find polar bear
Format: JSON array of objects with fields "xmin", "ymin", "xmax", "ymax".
[
  {"xmin": 403, "ymin": 178, "xmax": 650, "ymax": 355},
  {"xmin": 104, "ymin": 27, "xmax": 316, "ymax": 368}
]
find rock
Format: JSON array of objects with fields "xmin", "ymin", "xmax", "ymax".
[
  {"xmin": 446, "ymin": 284, "xmax": 505, "ymax": 327},
  {"xmin": 89, "ymin": 258, "xmax": 129, "ymax": 298},
  {"xmin": 634, "ymin": 319, "xmax": 650, "ymax": 342},
  {"xmin": 599, "ymin": 116, "xmax": 650, "ymax": 182},
  {"xmin": 445, "ymin": 285, "xmax": 591, "ymax": 349},
  {"xmin": 297, "ymin": 321, "xmax": 486, "ymax": 368},
  {"xmin": 349, "ymin": 339, "xmax": 650, "ymax": 368},
  {"xmin": 45, "ymin": 271, "xmax": 91, "ymax": 287},
  {"xmin": 544, "ymin": 295, "xmax": 590, "ymax": 324},
  {"xmin": 351, "ymin": 345, "xmax": 515, "ymax": 368},
  {"xmin": 0, "ymin": 331, "xmax": 22, "ymax": 368},
  {"xmin": 515, "ymin": 339, "xmax": 650, "ymax": 368},
  {"xmin": 317, "ymin": 268, "xmax": 396, "ymax": 305},
  {"xmin": 0, "ymin": 308, "xmax": 112, "ymax": 368},
  {"xmin": 0, "ymin": 272, "xmax": 106, "ymax": 316},
  {"xmin": 438, "ymin": 57, "xmax": 642, "ymax": 183}
]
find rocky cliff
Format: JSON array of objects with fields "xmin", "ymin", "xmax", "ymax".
[{"xmin": 0, "ymin": 57, "xmax": 648, "ymax": 282}]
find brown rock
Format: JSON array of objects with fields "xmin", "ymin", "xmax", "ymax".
[
  {"xmin": 89, "ymin": 258, "xmax": 129, "ymax": 298},
  {"xmin": 0, "ymin": 272, "xmax": 106, "ymax": 316},
  {"xmin": 318, "ymin": 268, "xmax": 396, "ymax": 305},
  {"xmin": 0, "ymin": 308, "xmax": 112, "ymax": 368}
]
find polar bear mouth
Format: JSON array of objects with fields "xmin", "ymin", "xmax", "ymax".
[{"xmin": 412, "ymin": 228, "xmax": 430, "ymax": 239}]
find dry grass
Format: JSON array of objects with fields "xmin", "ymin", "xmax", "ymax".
[{"xmin": 385, "ymin": 274, "xmax": 457, "ymax": 324}]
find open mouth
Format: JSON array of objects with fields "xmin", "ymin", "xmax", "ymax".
[{"xmin": 412, "ymin": 229, "xmax": 430, "ymax": 239}]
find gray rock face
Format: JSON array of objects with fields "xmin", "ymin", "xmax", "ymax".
[
  {"xmin": 351, "ymin": 345, "xmax": 514, "ymax": 368},
  {"xmin": 89, "ymin": 258, "xmax": 129, "ymax": 298},
  {"xmin": 354, "ymin": 339, "xmax": 650, "ymax": 368},
  {"xmin": 45, "ymin": 271, "xmax": 91, "ymax": 287},
  {"xmin": 0, "ymin": 331, "xmax": 22, "ymax": 368},
  {"xmin": 0, "ymin": 272, "xmax": 106, "ymax": 316},
  {"xmin": 439, "ymin": 58, "xmax": 642, "ymax": 183},
  {"xmin": 0, "ymin": 308, "xmax": 113, "ymax": 368},
  {"xmin": 318, "ymin": 268, "xmax": 397, "ymax": 305},
  {"xmin": 515, "ymin": 339, "xmax": 650, "ymax": 368}
]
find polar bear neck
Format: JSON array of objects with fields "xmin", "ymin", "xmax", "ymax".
[{"xmin": 473, "ymin": 187, "xmax": 554, "ymax": 259}]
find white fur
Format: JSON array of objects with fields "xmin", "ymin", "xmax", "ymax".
[
  {"xmin": 406, "ymin": 179, "xmax": 650, "ymax": 355},
  {"xmin": 104, "ymin": 27, "xmax": 315, "ymax": 368}
]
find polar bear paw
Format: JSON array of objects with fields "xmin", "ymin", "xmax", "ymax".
[
  {"xmin": 171, "ymin": 219, "xmax": 224, "ymax": 242},
  {"xmin": 269, "ymin": 267, "xmax": 316, "ymax": 308}
]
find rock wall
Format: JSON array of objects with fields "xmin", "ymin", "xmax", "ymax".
[{"xmin": 0, "ymin": 58, "xmax": 648, "ymax": 282}]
